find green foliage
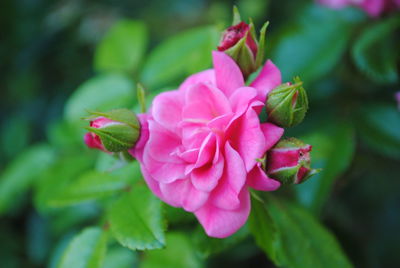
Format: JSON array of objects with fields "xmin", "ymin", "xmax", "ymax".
[
  {"xmin": 108, "ymin": 184, "xmax": 165, "ymax": 250},
  {"xmin": 251, "ymin": 195, "xmax": 353, "ymax": 268},
  {"xmin": 0, "ymin": 144, "xmax": 55, "ymax": 214},
  {"xmin": 95, "ymin": 20, "xmax": 148, "ymax": 74},
  {"xmin": 248, "ymin": 195, "xmax": 278, "ymax": 262},
  {"xmin": 57, "ymin": 227, "xmax": 108, "ymax": 268},
  {"xmin": 352, "ymin": 16, "xmax": 400, "ymax": 84},
  {"xmin": 140, "ymin": 233, "xmax": 203, "ymax": 268},
  {"xmin": 140, "ymin": 26, "xmax": 219, "ymax": 90},
  {"xmin": 356, "ymin": 103, "xmax": 400, "ymax": 159},
  {"xmin": 295, "ymin": 123, "xmax": 355, "ymax": 213},
  {"xmin": 271, "ymin": 5, "xmax": 363, "ymax": 83}
]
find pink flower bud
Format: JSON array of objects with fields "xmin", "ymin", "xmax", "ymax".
[
  {"xmin": 216, "ymin": 11, "xmax": 269, "ymax": 79},
  {"xmin": 84, "ymin": 117, "xmax": 115, "ymax": 152},
  {"xmin": 217, "ymin": 22, "xmax": 258, "ymax": 57},
  {"xmin": 266, "ymin": 138, "xmax": 319, "ymax": 184},
  {"xmin": 83, "ymin": 109, "xmax": 141, "ymax": 153}
]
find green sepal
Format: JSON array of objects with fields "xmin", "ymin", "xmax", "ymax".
[
  {"xmin": 266, "ymin": 77, "xmax": 309, "ymax": 128},
  {"xmin": 255, "ymin": 21, "xmax": 269, "ymax": 67},
  {"xmin": 232, "ymin": 6, "xmax": 241, "ymax": 25},
  {"xmin": 87, "ymin": 109, "xmax": 140, "ymax": 130},
  {"xmin": 225, "ymin": 32, "xmax": 256, "ymax": 79},
  {"xmin": 85, "ymin": 123, "xmax": 139, "ymax": 153}
]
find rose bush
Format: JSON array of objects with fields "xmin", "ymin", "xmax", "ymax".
[{"xmin": 130, "ymin": 51, "xmax": 285, "ymax": 238}]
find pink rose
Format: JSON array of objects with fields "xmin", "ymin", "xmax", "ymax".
[
  {"xmin": 130, "ymin": 51, "xmax": 284, "ymax": 238},
  {"xmin": 318, "ymin": 0, "xmax": 400, "ymax": 17}
]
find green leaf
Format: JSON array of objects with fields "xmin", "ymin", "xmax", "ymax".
[
  {"xmin": 0, "ymin": 144, "xmax": 55, "ymax": 214},
  {"xmin": 271, "ymin": 5, "xmax": 363, "ymax": 83},
  {"xmin": 140, "ymin": 232, "xmax": 203, "ymax": 268},
  {"xmin": 57, "ymin": 227, "xmax": 108, "ymax": 268},
  {"xmin": 352, "ymin": 16, "xmax": 400, "ymax": 84},
  {"xmin": 194, "ymin": 224, "xmax": 249, "ymax": 258},
  {"xmin": 46, "ymin": 162, "xmax": 141, "ymax": 206},
  {"xmin": 34, "ymin": 154, "xmax": 95, "ymax": 211},
  {"xmin": 140, "ymin": 26, "xmax": 219, "ymax": 90},
  {"xmin": 356, "ymin": 103, "xmax": 400, "ymax": 159},
  {"xmin": 95, "ymin": 20, "xmax": 148, "ymax": 74},
  {"xmin": 264, "ymin": 196, "xmax": 353, "ymax": 268},
  {"xmin": 103, "ymin": 246, "xmax": 138, "ymax": 268},
  {"xmin": 108, "ymin": 184, "xmax": 165, "ymax": 250},
  {"xmin": 295, "ymin": 122, "xmax": 355, "ymax": 213},
  {"xmin": 248, "ymin": 195, "xmax": 278, "ymax": 263},
  {"xmin": 64, "ymin": 73, "xmax": 135, "ymax": 136}
]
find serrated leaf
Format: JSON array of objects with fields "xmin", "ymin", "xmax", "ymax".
[
  {"xmin": 0, "ymin": 144, "xmax": 55, "ymax": 214},
  {"xmin": 140, "ymin": 26, "xmax": 219, "ymax": 90},
  {"xmin": 356, "ymin": 103, "xmax": 400, "ymax": 159},
  {"xmin": 295, "ymin": 122, "xmax": 355, "ymax": 213},
  {"xmin": 271, "ymin": 5, "xmax": 363, "ymax": 83},
  {"xmin": 352, "ymin": 16, "xmax": 400, "ymax": 84},
  {"xmin": 108, "ymin": 184, "xmax": 165, "ymax": 250},
  {"xmin": 265, "ymin": 196, "xmax": 353, "ymax": 268},
  {"xmin": 64, "ymin": 74, "xmax": 135, "ymax": 136},
  {"xmin": 57, "ymin": 227, "xmax": 108, "ymax": 268},
  {"xmin": 140, "ymin": 232, "xmax": 203, "ymax": 268},
  {"xmin": 94, "ymin": 20, "xmax": 147, "ymax": 74}
]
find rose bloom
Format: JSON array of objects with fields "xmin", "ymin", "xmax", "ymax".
[
  {"xmin": 130, "ymin": 52, "xmax": 284, "ymax": 238},
  {"xmin": 318, "ymin": 0, "xmax": 400, "ymax": 17}
]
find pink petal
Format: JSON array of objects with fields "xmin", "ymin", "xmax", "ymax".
[
  {"xmin": 250, "ymin": 60, "xmax": 282, "ymax": 102},
  {"xmin": 210, "ymin": 142, "xmax": 246, "ymax": 210},
  {"xmin": 228, "ymin": 86, "xmax": 258, "ymax": 117},
  {"xmin": 260, "ymin": 123, "xmax": 284, "ymax": 151},
  {"xmin": 247, "ymin": 164, "xmax": 281, "ymax": 191},
  {"xmin": 128, "ymin": 113, "xmax": 150, "ymax": 161},
  {"xmin": 195, "ymin": 133, "xmax": 216, "ymax": 168},
  {"xmin": 195, "ymin": 188, "xmax": 250, "ymax": 238},
  {"xmin": 212, "ymin": 51, "xmax": 244, "ymax": 97},
  {"xmin": 227, "ymin": 109, "xmax": 266, "ymax": 172},
  {"xmin": 152, "ymin": 90, "xmax": 184, "ymax": 132},
  {"xmin": 139, "ymin": 165, "xmax": 163, "ymax": 199},
  {"xmin": 159, "ymin": 179, "xmax": 209, "ymax": 212},
  {"xmin": 146, "ymin": 121, "xmax": 182, "ymax": 164},
  {"xmin": 183, "ymin": 83, "xmax": 232, "ymax": 121},
  {"xmin": 178, "ymin": 69, "xmax": 216, "ymax": 92},
  {"xmin": 361, "ymin": 0, "xmax": 385, "ymax": 17},
  {"xmin": 191, "ymin": 153, "xmax": 224, "ymax": 192}
]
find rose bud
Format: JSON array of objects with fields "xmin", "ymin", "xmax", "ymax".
[
  {"xmin": 266, "ymin": 137, "xmax": 320, "ymax": 184},
  {"xmin": 265, "ymin": 76, "xmax": 308, "ymax": 128},
  {"xmin": 84, "ymin": 109, "xmax": 140, "ymax": 153},
  {"xmin": 217, "ymin": 8, "xmax": 268, "ymax": 79}
]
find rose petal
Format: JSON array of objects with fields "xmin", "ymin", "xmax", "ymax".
[
  {"xmin": 195, "ymin": 188, "xmax": 250, "ymax": 238},
  {"xmin": 178, "ymin": 69, "xmax": 216, "ymax": 92},
  {"xmin": 260, "ymin": 123, "xmax": 284, "ymax": 151},
  {"xmin": 210, "ymin": 142, "xmax": 246, "ymax": 210},
  {"xmin": 191, "ymin": 153, "xmax": 224, "ymax": 192},
  {"xmin": 247, "ymin": 164, "xmax": 281, "ymax": 191},
  {"xmin": 152, "ymin": 90, "xmax": 184, "ymax": 132},
  {"xmin": 212, "ymin": 51, "xmax": 244, "ymax": 97},
  {"xmin": 250, "ymin": 60, "xmax": 282, "ymax": 102}
]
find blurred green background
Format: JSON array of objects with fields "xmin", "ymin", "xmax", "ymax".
[{"xmin": 0, "ymin": 0, "xmax": 399, "ymax": 267}]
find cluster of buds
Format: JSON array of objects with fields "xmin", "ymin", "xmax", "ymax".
[
  {"xmin": 85, "ymin": 9, "xmax": 319, "ymax": 186},
  {"xmin": 84, "ymin": 109, "xmax": 140, "ymax": 154}
]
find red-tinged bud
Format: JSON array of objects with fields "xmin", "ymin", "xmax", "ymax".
[
  {"xmin": 266, "ymin": 138, "xmax": 320, "ymax": 184},
  {"xmin": 217, "ymin": 8, "xmax": 268, "ymax": 79},
  {"xmin": 84, "ymin": 109, "xmax": 140, "ymax": 153}
]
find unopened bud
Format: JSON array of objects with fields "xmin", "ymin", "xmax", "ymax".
[
  {"xmin": 84, "ymin": 109, "xmax": 140, "ymax": 153},
  {"xmin": 266, "ymin": 77, "xmax": 308, "ymax": 128},
  {"xmin": 266, "ymin": 137, "xmax": 320, "ymax": 184},
  {"xmin": 217, "ymin": 8, "xmax": 268, "ymax": 79}
]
